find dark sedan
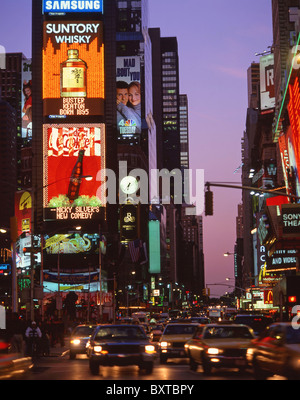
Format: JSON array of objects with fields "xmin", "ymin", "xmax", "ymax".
[
  {"xmin": 87, "ymin": 325, "xmax": 156, "ymax": 375},
  {"xmin": 69, "ymin": 324, "xmax": 97, "ymax": 359}
]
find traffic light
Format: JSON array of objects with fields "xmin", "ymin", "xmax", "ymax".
[{"xmin": 205, "ymin": 190, "xmax": 213, "ymax": 216}]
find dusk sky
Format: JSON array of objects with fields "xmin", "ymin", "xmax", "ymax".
[{"xmin": 0, "ymin": 1, "xmax": 274, "ymax": 296}]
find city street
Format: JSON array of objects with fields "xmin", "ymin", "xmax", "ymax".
[{"xmin": 8, "ymin": 352, "xmax": 287, "ymax": 381}]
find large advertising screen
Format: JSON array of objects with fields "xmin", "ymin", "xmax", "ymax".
[
  {"xmin": 43, "ymin": 124, "xmax": 106, "ymax": 220},
  {"xmin": 22, "ymin": 59, "xmax": 32, "ymax": 139},
  {"xmin": 116, "ymin": 56, "xmax": 141, "ymax": 137},
  {"xmin": 43, "ymin": 21, "xmax": 104, "ymax": 118},
  {"xmin": 44, "ymin": 233, "xmax": 99, "ymax": 254}
]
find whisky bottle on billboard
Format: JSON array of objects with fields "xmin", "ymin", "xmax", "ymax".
[
  {"xmin": 60, "ymin": 49, "xmax": 87, "ymax": 98},
  {"xmin": 67, "ymin": 150, "xmax": 85, "ymax": 203}
]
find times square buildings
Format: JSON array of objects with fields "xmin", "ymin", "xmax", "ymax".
[
  {"xmin": 0, "ymin": 0, "xmax": 205, "ymax": 320},
  {"xmin": 4, "ymin": 0, "xmax": 300, "ymax": 322},
  {"xmin": 238, "ymin": 0, "xmax": 300, "ymax": 319}
]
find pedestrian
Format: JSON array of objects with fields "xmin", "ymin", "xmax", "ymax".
[
  {"xmin": 7, "ymin": 312, "xmax": 25, "ymax": 355},
  {"xmin": 25, "ymin": 321, "xmax": 42, "ymax": 356}
]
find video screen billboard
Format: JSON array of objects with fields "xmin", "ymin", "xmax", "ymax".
[
  {"xmin": 44, "ymin": 233, "xmax": 99, "ymax": 254},
  {"xmin": 116, "ymin": 56, "xmax": 141, "ymax": 137},
  {"xmin": 43, "ymin": 21, "xmax": 104, "ymax": 117},
  {"xmin": 43, "ymin": 124, "xmax": 106, "ymax": 220}
]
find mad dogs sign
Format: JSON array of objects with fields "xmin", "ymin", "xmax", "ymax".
[{"xmin": 43, "ymin": 1, "xmax": 103, "ymax": 13}]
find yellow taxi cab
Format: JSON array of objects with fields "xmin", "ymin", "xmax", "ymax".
[
  {"xmin": 158, "ymin": 323, "xmax": 199, "ymax": 364},
  {"xmin": 186, "ymin": 323, "xmax": 255, "ymax": 375},
  {"xmin": 247, "ymin": 322, "xmax": 300, "ymax": 380}
]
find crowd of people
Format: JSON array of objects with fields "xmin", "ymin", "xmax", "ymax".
[{"xmin": 3, "ymin": 312, "xmax": 67, "ymax": 357}]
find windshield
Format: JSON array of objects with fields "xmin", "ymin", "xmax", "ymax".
[
  {"xmin": 234, "ymin": 316, "xmax": 271, "ymax": 332},
  {"xmin": 163, "ymin": 325, "xmax": 198, "ymax": 335},
  {"xmin": 203, "ymin": 326, "xmax": 254, "ymax": 339},
  {"xmin": 72, "ymin": 326, "xmax": 96, "ymax": 337},
  {"xmin": 95, "ymin": 326, "xmax": 147, "ymax": 340},
  {"xmin": 286, "ymin": 326, "xmax": 300, "ymax": 344}
]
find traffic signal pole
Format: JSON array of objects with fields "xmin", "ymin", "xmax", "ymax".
[{"xmin": 205, "ymin": 182, "xmax": 300, "ymax": 201}]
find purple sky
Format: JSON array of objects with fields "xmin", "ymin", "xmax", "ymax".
[{"xmin": 0, "ymin": 1, "xmax": 273, "ymax": 296}]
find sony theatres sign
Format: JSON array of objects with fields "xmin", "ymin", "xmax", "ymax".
[{"xmin": 281, "ymin": 205, "xmax": 300, "ymax": 234}]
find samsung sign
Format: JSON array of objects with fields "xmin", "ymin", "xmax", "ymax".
[{"xmin": 43, "ymin": 0, "xmax": 103, "ymax": 13}]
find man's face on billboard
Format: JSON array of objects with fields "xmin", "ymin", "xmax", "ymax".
[{"xmin": 117, "ymin": 88, "xmax": 128, "ymax": 105}]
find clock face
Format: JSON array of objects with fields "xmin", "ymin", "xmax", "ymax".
[{"xmin": 120, "ymin": 176, "xmax": 139, "ymax": 194}]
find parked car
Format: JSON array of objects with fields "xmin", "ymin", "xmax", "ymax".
[
  {"xmin": 247, "ymin": 322, "xmax": 300, "ymax": 380},
  {"xmin": 186, "ymin": 323, "xmax": 255, "ymax": 375},
  {"xmin": 233, "ymin": 314, "xmax": 272, "ymax": 336},
  {"xmin": 87, "ymin": 324, "xmax": 156, "ymax": 375},
  {"xmin": 158, "ymin": 323, "xmax": 199, "ymax": 364},
  {"xmin": 69, "ymin": 324, "xmax": 97, "ymax": 359}
]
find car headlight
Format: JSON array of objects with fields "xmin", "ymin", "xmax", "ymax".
[
  {"xmin": 93, "ymin": 345, "xmax": 102, "ymax": 353},
  {"xmin": 71, "ymin": 339, "xmax": 81, "ymax": 345},
  {"xmin": 246, "ymin": 348, "xmax": 254, "ymax": 357},
  {"xmin": 145, "ymin": 345, "xmax": 155, "ymax": 354},
  {"xmin": 160, "ymin": 341, "xmax": 170, "ymax": 348},
  {"xmin": 207, "ymin": 348, "xmax": 221, "ymax": 355}
]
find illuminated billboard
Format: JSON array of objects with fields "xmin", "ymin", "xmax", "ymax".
[
  {"xmin": 148, "ymin": 220, "xmax": 161, "ymax": 274},
  {"xmin": 116, "ymin": 56, "xmax": 141, "ymax": 137},
  {"xmin": 22, "ymin": 59, "xmax": 32, "ymax": 139},
  {"xmin": 44, "ymin": 233, "xmax": 99, "ymax": 254},
  {"xmin": 43, "ymin": 0, "xmax": 103, "ymax": 13},
  {"xmin": 287, "ymin": 77, "xmax": 300, "ymax": 198},
  {"xmin": 260, "ymin": 53, "xmax": 275, "ymax": 111},
  {"xmin": 15, "ymin": 191, "xmax": 32, "ymax": 236},
  {"xmin": 43, "ymin": 124, "xmax": 106, "ymax": 220},
  {"xmin": 43, "ymin": 21, "xmax": 104, "ymax": 118}
]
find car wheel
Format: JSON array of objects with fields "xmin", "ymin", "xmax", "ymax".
[
  {"xmin": 89, "ymin": 360, "xmax": 100, "ymax": 375},
  {"xmin": 202, "ymin": 358, "xmax": 212, "ymax": 375},
  {"xmin": 253, "ymin": 357, "xmax": 270, "ymax": 380},
  {"xmin": 160, "ymin": 354, "xmax": 167, "ymax": 364},
  {"xmin": 141, "ymin": 361, "xmax": 154, "ymax": 375},
  {"xmin": 189, "ymin": 356, "xmax": 198, "ymax": 372},
  {"xmin": 69, "ymin": 351, "xmax": 76, "ymax": 360},
  {"xmin": 285, "ymin": 359, "xmax": 299, "ymax": 380}
]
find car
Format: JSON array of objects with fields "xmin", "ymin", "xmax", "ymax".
[
  {"xmin": 186, "ymin": 323, "xmax": 255, "ymax": 375},
  {"xmin": 233, "ymin": 314, "xmax": 272, "ymax": 336},
  {"xmin": 158, "ymin": 323, "xmax": 200, "ymax": 364},
  {"xmin": 87, "ymin": 324, "xmax": 156, "ymax": 375},
  {"xmin": 0, "ymin": 330, "xmax": 10, "ymax": 354},
  {"xmin": 69, "ymin": 324, "xmax": 97, "ymax": 359},
  {"xmin": 149, "ymin": 324, "xmax": 164, "ymax": 342},
  {"xmin": 247, "ymin": 322, "xmax": 300, "ymax": 380},
  {"xmin": 188, "ymin": 317, "xmax": 211, "ymax": 325}
]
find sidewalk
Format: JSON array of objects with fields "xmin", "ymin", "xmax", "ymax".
[{"xmin": 48, "ymin": 337, "xmax": 70, "ymax": 358}]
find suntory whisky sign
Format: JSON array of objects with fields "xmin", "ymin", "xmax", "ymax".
[
  {"xmin": 43, "ymin": 21, "xmax": 104, "ymax": 117},
  {"xmin": 43, "ymin": 0, "xmax": 103, "ymax": 13}
]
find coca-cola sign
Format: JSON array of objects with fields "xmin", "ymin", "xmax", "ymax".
[{"xmin": 43, "ymin": 123, "xmax": 106, "ymax": 221}]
